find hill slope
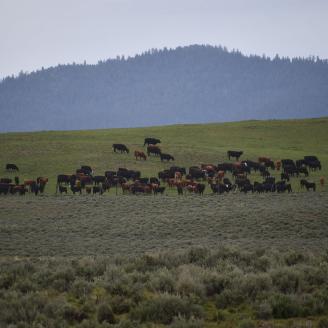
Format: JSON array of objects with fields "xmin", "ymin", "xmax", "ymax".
[
  {"xmin": 1, "ymin": 45, "xmax": 328, "ymax": 132},
  {"xmin": 0, "ymin": 118, "xmax": 327, "ymax": 193}
]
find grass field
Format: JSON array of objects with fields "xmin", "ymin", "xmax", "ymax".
[
  {"xmin": 0, "ymin": 192, "xmax": 328, "ymax": 257},
  {"xmin": 1, "ymin": 118, "xmax": 328, "ymax": 327},
  {"xmin": 0, "ymin": 118, "xmax": 327, "ymax": 193}
]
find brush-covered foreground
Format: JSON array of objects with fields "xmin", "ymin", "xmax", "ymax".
[
  {"xmin": 0, "ymin": 118, "xmax": 327, "ymax": 194},
  {"xmin": 1, "ymin": 247, "xmax": 328, "ymax": 328}
]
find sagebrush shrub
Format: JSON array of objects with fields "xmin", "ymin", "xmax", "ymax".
[
  {"xmin": 97, "ymin": 303, "xmax": 115, "ymax": 324},
  {"xmin": 130, "ymin": 293, "xmax": 203, "ymax": 324}
]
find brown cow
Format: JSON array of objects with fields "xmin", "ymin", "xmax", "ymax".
[
  {"xmin": 276, "ymin": 160, "xmax": 281, "ymax": 171},
  {"xmin": 320, "ymin": 177, "xmax": 325, "ymax": 187},
  {"xmin": 134, "ymin": 150, "xmax": 147, "ymax": 160}
]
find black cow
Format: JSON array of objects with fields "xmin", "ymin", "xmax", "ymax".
[
  {"xmin": 150, "ymin": 177, "xmax": 160, "ymax": 185},
  {"xmin": 147, "ymin": 145, "xmax": 161, "ymax": 156},
  {"xmin": 158, "ymin": 170, "xmax": 172, "ymax": 181},
  {"xmin": 154, "ymin": 186, "xmax": 165, "ymax": 195},
  {"xmin": 0, "ymin": 183, "xmax": 10, "ymax": 195},
  {"xmin": 105, "ymin": 171, "xmax": 117, "ymax": 178},
  {"xmin": 6, "ymin": 164, "xmax": 19, "ymax": 171},
  {"xmin": 298, "ymin": 167, "xmax": 309, "ymax": 177},
  {"xmin": 211, "ymin": 183, "xmax": 230, "ymax": 194},
  {"xmin": 283, "ymin": 166, "xmax": 299, "ymax": 177},
  {"xmin": 241, "ymin": 183, "xmax": 253, "ymax": 193},
  {"xmin": 189, "ymin": 167, "xmax": 205, "ymax": 180},
  {"xmin": 227, "ymin": 151, "xmax": 243, "ymax": 161},
  {"xmin": 93, "ymin": 186, "xmax": 103, "ymax": 195},
  {"xmin": 217, "ymin": 163, "xmax": 234, "ymax": 172},
  {"xmin": 0, "ymin": 178, "xmax": 12, "ymax": 184},
  {"xmin": 144, "ymin": 138, "xmax": 161, "ymax": 146},
  {"xmin": 169, "ymin": 166, "xmax": 186, "ymax": 175},
  {"xmin": 253, "ymin": 182, "xmax": 264, "ymax": 193},
  {"xmin": 57, "ymin": 174, "xmax": 71, "ymax": 185},
  {"xmin": 196, "ymin": 183, "xmax": 206, "ymax": 195},
  {"xmin": 276, "ymin": 181, "xmax": 292, "ymax": 193},
  {"xmin": 71, "ymin": 186, "xmax": 82, "ymax": 194},
  {"xmin": 138, "ymin": 177, "xmax": 149, "ymax": 184},
  {"xmin": 113, "ymin": 144, "xmax": 129, "ymax": 154},
  {"xmin": 304, "ymin": 156, "xmax": 322, "ymax": 171},
  {"xmin": 58, "ymin": 185, "xmax": 68, "ymax": 194},
  {"xmin": 160, "ymin": 153, "xmax": 174, "ymax": 162},
  {"xmin": 300, "ymin": 179, "xmax": 316, "ymax": 191},
  {"xmin": 93, "ymin": 176, "xmax": 106, "ymax": 185}
]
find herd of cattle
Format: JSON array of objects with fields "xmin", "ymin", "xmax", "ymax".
[{"xmin": 0, "ymin": 137, "xmax": 324, "ymax": 197}]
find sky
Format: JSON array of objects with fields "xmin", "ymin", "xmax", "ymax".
[{"xmin": 1, "ymin": 0, "xmax": 328, "ymax": 78}]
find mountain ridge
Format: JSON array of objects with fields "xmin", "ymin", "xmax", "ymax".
[{"xmin": 1, "ymin": 44, "xmax": 328, "ymax": 132}]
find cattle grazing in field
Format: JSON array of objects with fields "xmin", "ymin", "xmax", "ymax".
[
  {"xmin": 93, "ymin": 176, "xmax": 106, "ymax": 185},
  {"xmin": 298, "ymin": 167, "xmax": 309, "ymax": 177},
  {"xmin": 105, "ymin": 171, "xmax": 116, "ymax": 178},
  {"xmin": 113, "ymin": 144, "xmax": 129, "ymax": 154},
  {"xmin": 170, "ymin": 166, "xmax": 186, "ymax": 175},
  {"xmin": 160, "ymin": 153, "xmax": 174, "ymax": 162},
  {"xmin": 276, "ymin": 181, "xmax": 292, "ymax": 193},
  {"xmin": 227, "ymin": 150, "xmax": 243, "ymax": 161},
  {"xmin": 144, "ymin": 138, "xmax": 161, "ymax": 146},
  {"xmin": 217, "ymin": 163, "xmax": 234, "ymax": 173},
  {"xmin": 58, "ymin": 185, "xmax": 68, "ymax": 194},
  {"xmin": 154, "ymin": 186, "xmax": 165, "ymax": 195},
  {"xmin": 304, "ymin": 156, "xmax": 321, "ymax": 171},
  {"xmin": 150, "ymin": 177, "xmax": 160, "ymax": 185},
  {"xmin": 147, "ymin": 145, "xmax": 161, "ymax": 156},
  {"xmin": 300, "ymin": 179, "xmax": 316, "ymax": 191},
  {"xmin": 258, "ymin": 157, "xmax": 275, "ymax": 169},
  {"xmin": 6, "ymin": 164, "xmax": 19, "ymax": 171},
  {"xmin": 117, "ymin": 168, "xmax": 141, "ymax": 180},
  {"xmin": 134, "ymin": 150, "xmax": 147, "ymax": 160},
  {"xmin": 241, "ymin": 183, "xmax": 253, "ymax": 193},
  {"xmin": 57, "ymin": 174, "xmax": 71, "ymax": 185},
  {"xmin": 12, "ymin": 185, "xmax": 27, "ymax": 195},
  {"xmin": 79, "ymin": 165, "xmax": 93, "ymax": 175},
  {"xmin": 0, "ymin": 178, "xmax": 12, "ymax": 184},
  {"xmin": 320, "ymin": 177, "xmax": 325, "ymax": 187},
  {"xmin": 189, "ymin": 167, "xmax": 206, "ymax": 180},
  {"xmin": 0, "ymin": 183, "xmax": 11, "ymax": 195},
  {"xmin": 93, "ymin": 186, "xmax": 103, "ymax": 195},
  {"xmin": 36, "ymin": 177, "xmax": 48, "ymax": 193},
  {"xmin": 71, "ymin": 185, "xmax": 82, "ymax": 194},
  {"xmin": 211, "ymin": 183, "xmax": 231, "ymax": 194}
]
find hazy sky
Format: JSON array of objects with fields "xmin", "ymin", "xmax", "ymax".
[{"xmin": 1, "ymin": 0, "xmax": 327, "ymax": 78}]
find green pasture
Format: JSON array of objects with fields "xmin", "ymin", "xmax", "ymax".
[{"xmin": 0, "ymin": 117, "xmax": 327, "ymax": 193}]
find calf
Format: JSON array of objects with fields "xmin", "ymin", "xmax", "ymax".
[{"xmin": 160, "ymin": 153, "xmax": 174, "ymax": 162}]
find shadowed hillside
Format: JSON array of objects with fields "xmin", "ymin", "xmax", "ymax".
[{"xmin": 1, "ymin": 45, "xmax": 328, "ymax": 132}]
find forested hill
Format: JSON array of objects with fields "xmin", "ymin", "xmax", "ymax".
[{"xmin": 1, "ymin": 45, "xmax": 328, "ymax": 132}]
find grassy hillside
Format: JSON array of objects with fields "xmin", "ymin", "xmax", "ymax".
[
  {"xmin": 1, "ymin": 118, "xmax": 328, "ymax": 327},
  {"xmin": 0, "ymin": 117, "xmax": 327, "ymax": 193}
]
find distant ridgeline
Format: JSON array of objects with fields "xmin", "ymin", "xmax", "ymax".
[{"xmin": 1, "ymin": 45, "xmax": 328, "ymax": 132}]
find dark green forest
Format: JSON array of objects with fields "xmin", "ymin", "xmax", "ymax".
[{"xmin": 1, "ymin": 45, "xmax": 328, "ymax": 132}]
